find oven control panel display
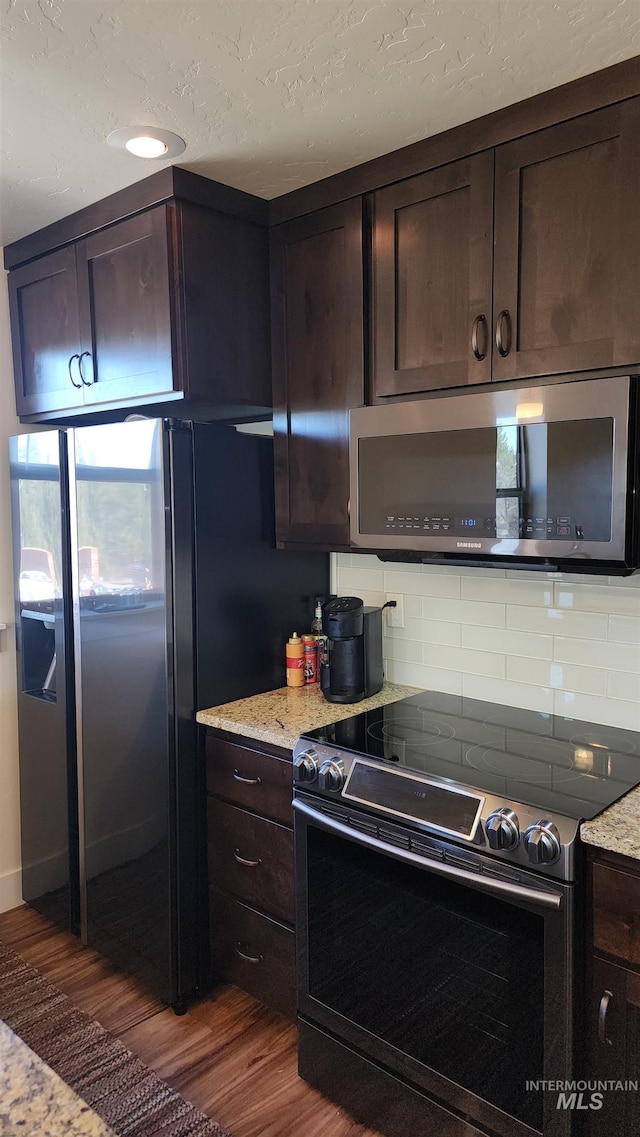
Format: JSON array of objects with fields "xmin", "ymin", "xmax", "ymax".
[{"xmin": 343, "ymin": 760, "xmax": 483, "ymax": 839}]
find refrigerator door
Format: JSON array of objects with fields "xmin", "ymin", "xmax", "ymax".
[
  {"xmin": 69, "ymin": 419, "xmax": 175, "ymax": 1001},
  {"xmin": 10, "ymin": 430, "xmax": 78, "ymax": 929}
]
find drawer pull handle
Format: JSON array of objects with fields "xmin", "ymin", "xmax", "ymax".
[
  {"xmin": 233, "ymin": 770, "xmax": 262, "ymax": 786},
  {"xmin": 234, "ymin": 848, "xmax": 262, "ymax": 868},
  {"xmin": 598, "ymin": 989, "xmax": 613, "ymax": 1046},
  {"xmin": 235, "ymin": 942, "xmax": 263, "ymax": 965}
]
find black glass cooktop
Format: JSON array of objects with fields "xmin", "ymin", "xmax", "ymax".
[{"xmin": 301, "ymin": 691, "xmax": 640, "ymax": 820}]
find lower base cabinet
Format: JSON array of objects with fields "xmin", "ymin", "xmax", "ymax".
[
  {"xmin": 583, "ymin": 850, "xmax": 640, "ymax": 1136},
  {"xmin": 205, "ymin": 729, "xmax": 296, "ymax": 1020},
  {"xmin": 209, "ymin": 890, "xmax": 295, "ymax": 1020}
]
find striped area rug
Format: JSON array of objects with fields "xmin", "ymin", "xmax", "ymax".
[{"xmin": 0, "ymin": 940, "xmax": 230, "ymax": 1137}]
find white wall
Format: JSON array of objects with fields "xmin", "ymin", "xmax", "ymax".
[
  {"xmin": 0, "ymin": 269, "xmax": 23, "ymax": 912},
  {"xmin": 335, "ymin": 554, "xmax": 640, "ymax": 731}
]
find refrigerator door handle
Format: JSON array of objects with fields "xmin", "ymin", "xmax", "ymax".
[{"xmin": 66, "ymin": 429, "xmax": 88, "ymax": 944}]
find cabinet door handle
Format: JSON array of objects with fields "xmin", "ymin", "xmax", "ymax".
[
  {"xmin": 598, "ymin": 989, "xmax": 613, "ymax": 1046},
  {"xmin": 234, "ymin": 848, "xmax": 262, "ymax": 868},
  {"xmin": 78, "ymin": 351, "xmax": 93, "ymax": 386},
  {"xmin": 471, "ymin": 314, "xmax": 488, "ymax": 361},
  {"xmin": 233, "ymin": 770, "xmax": 262, "ymax": 786},
  {"xmin": 495, "ymin": 310, "xmax": 512, "ymax": 357},
  {"xmin": 235, "ymin": 942, "xmax": 263, "ymax": 965},
  {"xmin": 68, "ymin": 354, "xmax": 82, "ymax": 389}
]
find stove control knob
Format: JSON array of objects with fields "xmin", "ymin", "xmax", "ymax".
[
  {"xmin": 318, "ymin": 758, "xmax": 346, "ymax": 793},
  {"xmin": 485, "ymin": 808, "xmax": 520, "ymax": 851},
  {"xmin": 523, "ymin": 820, "xmax": 561, "ymax": 865},
  {"xmin": 294, "ymin": 749, "xmax": 320, "ymax": 784}
]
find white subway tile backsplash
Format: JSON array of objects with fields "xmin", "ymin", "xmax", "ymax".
[
  {"xmin": 350, "ymin": 553, "xmax": 386, "ymax": 571},
  {"xmin": 423, "ymin": 642, "xmax": 505, "ymax": 677},
  {"xmin": 337, "ymin": 566, "xmax": 385, "ymax": 593},
  {"xmin": 462, "ymin": 625, "xmax": 553, "ymax": 660},
  {"xmin": 607, "ymin": 671, "xmax": 640, "ymax": 703},
  {"xmin": 383, "ymin": 636, "xmax": 423, "ymax": 664},
  {"xmin": 462, "ymin": 674, "xmax": 554, "ymax": 714},
  {"xmin": 506, "ymin": 657, "xmax": 607, "ymax": 696},
  {"xmin": 393, "ymin": 616, "xmax": 461, "ymax": 647},
  {"xmin": 461, "ymin": 576, "xmax": 553, "ymax": 607},
  {"xmin": 332, "ymin": 556, "xmax": 640, "ymax": 732},
  {"xmin": 555, "ymin": 582, "xmax": 640, "ymax": 617},
  {"xmin": 383, "ymin": 569, "xmax": 460, "ymax": 598},
  {"xmin": 384, "ymin": 658, "xmax": 462, "ymax": 695},
  {"xmin": 404, "ymin": 595, "xmax": 422, "ymax": 619},
  {"xmin": 421, "ymin": 596, "xmax": 505, "ymax": 627},
  {"xmin": 554, "ymin": 636, "xmax": 640, "ymax": 673},
  {"xmin": 507, "ymin": 605, "xmax": 608, "ymax": 640},
  {"xmin": 608, "ymin": 614, "xmax": 640, "ymax": 644},
  {"xmin": 554, "ymin": 690, "xmax": 640, "ymax": 731}
]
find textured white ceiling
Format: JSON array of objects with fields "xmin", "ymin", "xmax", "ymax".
[{"xmin": 1, "ymin": 0, "xmax": 640, "ymax": 245}]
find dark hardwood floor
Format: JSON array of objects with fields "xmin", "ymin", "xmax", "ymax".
[{"xmin": 0, "ymin": 904, "xmax": 381, "ymax": 1137}]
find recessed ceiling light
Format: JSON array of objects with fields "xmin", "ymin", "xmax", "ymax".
[{"xmin": 107, "ymin": 127, "xmax": 186, "ymax": 160}]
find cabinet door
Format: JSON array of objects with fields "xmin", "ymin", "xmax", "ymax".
[
  {"xmin": 493, "ymin": 99, "xmax": 640, "ymax": 381},
  {"xmin": 77, "ymin": 207, "xmax": 175, "ymax": 407},
  {"xmin": 584, "ymin": 957, "xmax": 640, "ymax": 1136},
  {"xmin": 271, "ymin": 200, "xmax": 364, "ymax": 550},
  {"xmin": 372, "ymin": 152, "xmax": 494, "ymax": 397},
  {"xmin": 8, "ymin": 246, "xmax": 84, "ymax": 416}
]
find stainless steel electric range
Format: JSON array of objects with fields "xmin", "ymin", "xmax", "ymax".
[{"xmin": 292, "ymin": 691, "xmax": 640, "ymax": 1137}]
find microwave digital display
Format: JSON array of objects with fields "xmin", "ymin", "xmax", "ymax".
[{"xmin": 358, "ymin": 418, "xmax": 614, "ymax": 543}]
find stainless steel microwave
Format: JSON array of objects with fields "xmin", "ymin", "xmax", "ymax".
[{"xmin": 350, "ymin": 376, "xmax": 640, "ymax": 575}]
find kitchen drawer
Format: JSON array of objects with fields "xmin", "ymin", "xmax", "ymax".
[
  {"xmin": 209, "ymin": 889, "xmax": 296, "ymax": 1020},
  {"xmin": 205, "ymin": 734, "xmax": 292, "ymax": 825},
  {"xmin": 207, "ymin": 798, "xmax": 294, "ymax": 924},
  {"xmin": 592, "ymin": 862, "xmax": 640, "ymax": 967}
]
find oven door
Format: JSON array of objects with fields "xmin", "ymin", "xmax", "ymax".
[{"xmin": 294, "ymin": 794, "xmax": 576, "ymax": 1137}]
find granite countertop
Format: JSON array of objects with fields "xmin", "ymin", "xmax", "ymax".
[
  {"xmin": 197, "ymin": 681, "xmax": 418, "ymax": 750},
  {"xmin": 0, "ymin": 1019, "xmax": 115, "ymax": 1137},
  {"xmin": 580, "ymin": 788, "xmax": 640, "ymax": 861},
  {"xmin": 197, "ymin": 682, "xmax": 640, "ymax": 862}
]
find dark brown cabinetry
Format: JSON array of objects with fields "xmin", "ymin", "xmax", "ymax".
[
  {"xmin": 7, "ymin": 168, "xmax": 271, "ymax": 423},
  {"xmin": 372, "ymin": 152, "xmax": 494, "ymax": 397},
  {"xmin": 11, "ymin": 207, "xmax": 173, "ymax": 417},
  {"xmin": 8, "ymin": 245, "xmax": 84, "ymax": 417},
  {"xmin": 270, "ymin": 199, "xmax": 364, "ymax": 550},
  {"xmin": 205, "ymin": 730, "xmax": 295, "ymax": 1020},
  {"xmin": 371, "ymin": 97, "xmax": 640, "ymax": 400},
  {"xmin": 583, "ymin": 851, "xmax": 640, "ymax": 1136},
  {"xmin": 493, "ymin": 99, "xmax": 640, "ymax": 382}
]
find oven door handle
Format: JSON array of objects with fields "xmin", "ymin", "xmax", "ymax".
[{"xmin": 294, "ymin": 798, "xmax": 563, "ymax": 911}]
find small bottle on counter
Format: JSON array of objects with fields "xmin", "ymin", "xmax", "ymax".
[
  {"xmin": 286, "ymin": 632, "xmax": 305, "ymax": 687},
  {"xmin": 302, "ymin": 634, "xmax": 318, "ymax": 684},
  {"xmin": 311, "ymin": 596, "xmax": 328, "ymax": 673}
]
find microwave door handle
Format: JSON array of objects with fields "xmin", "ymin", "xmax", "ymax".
[{"xmin": 293, "ymin": 797, "xmax": 563, "ymax": 911}]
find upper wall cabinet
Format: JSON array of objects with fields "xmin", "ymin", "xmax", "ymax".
[
  {"xmin": 6, "ymin": 170, "xmax": 271, "ymax": 423},
  {"xmin": 270, "ymin": 199, "xmax": 364, "ymax": 550},
  {"xmin": 493, "ymin": 99, "xmax": 640, "ymax": 381},
  {"xmin": 10, "ymin": 208, "xmax": 173, "ymax": 418},
  {"xmin": 371, "ymin": 96, "xmax": 640, "ymax": 398},
  {"xmin": 372, "ymin": 152, "xmax": 494, "ymax": 397}
]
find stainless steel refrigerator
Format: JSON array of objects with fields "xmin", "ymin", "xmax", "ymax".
[{"xmin": 10, "ymin": 419, "xmax": 328, "ymax": 1008}]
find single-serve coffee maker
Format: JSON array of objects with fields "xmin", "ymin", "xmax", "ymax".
[{"xmin": 320, "ymin": 596, "xmax": 383, "ymax": 704}]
